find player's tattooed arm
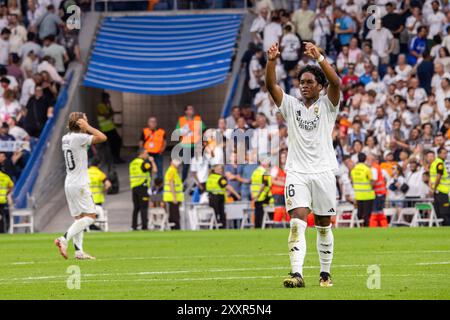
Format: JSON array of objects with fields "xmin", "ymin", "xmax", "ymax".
[
  {"xmin": 265, "ymin": 42, "xmax": 283, "ymax": 107},
  {"xmin": 303, "ymin": 42, "xmax": 341, "ymax": 107}
]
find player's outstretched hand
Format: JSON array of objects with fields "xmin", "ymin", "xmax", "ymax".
[
  {"xmin": 303, "ymin": 42, "xmax": 321, "ymax": 60},
  {"xmin": 267, "ymin": 42, "xmax": 280, "ymax": 61}
]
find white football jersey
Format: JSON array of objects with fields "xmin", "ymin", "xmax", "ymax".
[
  {"xmin": 279, "ymin": 91, "xmax": 339, "ymax": 174},
  {"xmin": 62, "ymin": 132, "xmax": 93, "ymax": 186}
]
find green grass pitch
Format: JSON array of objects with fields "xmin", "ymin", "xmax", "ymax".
[{"xmin": 0, "ymin": 227, "xmax": 449, "ymax": 300}]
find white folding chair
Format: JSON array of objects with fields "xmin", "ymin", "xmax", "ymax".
[
  {"xmin": 414, "ymin": 203, "xmax": 444, "ymax": 227},
  {"xmin": 383, "ymin": 208, "xmax": 398, "ymax": 226},
  {"xmin": 9, "ymin": 195, "xmax": 35, "ymax": 234},
  {"xmin": 241, "ymin": 208, "xmax": 255, "ymax": 229},
  {"xmin": 86, "ymin": 205, "xmax": 109, "ymax": 232},
  {"xmin": 148, "ymin": 207, "xmax": 174, "ymax": 231},
  {"xmin": 262, "ymin": 205, "xmax": 278, "ymax": 229},
  {"xmin": 194, "ymin": 205, "xmax": 222, "ymax": 230},
  {"xmin": 336, "ymin": 203, "xmax": 362, "ymax": 228},
  {"xmin": 394, "ymin": 207, "xmax": 420, "ymax": 227}
]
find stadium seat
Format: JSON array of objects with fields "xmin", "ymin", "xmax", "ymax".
[
  {"xmin": 383, "ymin": 208, "xmax": 399, "ymax": 226},
  {"xmin": 9, "ymin": 195, "xmax": 35, "ymax": 234},
  {"xmin": 261, "ymin": 205, "xmax": 286, "ymax": 229},
  {"xmin": 335, "ymin": 203, "xmax": 363, "ymax": 228},
  {"xmin": 148, "ymin": 207, "xmax": 174, "ymax": 231},
  {"xmin": 240, "ymin": 208, "xmax": 255, "ymax": 229},
  {"xmin": 192, "ymin": 204, "xmax": 222, "ymax": 230},
  {"xmin": 414, "ymin": 203, "xmax": 444, "ymax": 227}
]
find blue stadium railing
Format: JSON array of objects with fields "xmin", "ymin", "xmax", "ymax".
[{"xmin": 13, "ymin": 72, "xmax": 74, "ymax": 209}]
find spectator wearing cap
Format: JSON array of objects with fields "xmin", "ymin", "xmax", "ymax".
[
  {"xmin": 23, "ymin": 85, "xmax": 53, "ymax": 139},
  {"xmin": 19, "ymin": 32, "xmax": 42, "ymax": 59},
  {"xmin": 34, "ymin": 5, "xmax": 64, "ymax": 41},
  {"xmin": 42, "ymin": 35, "xmax": 68, "ymax": 76},
  {"xmin": 7, "ymin": 13, "xmax": 27, "ymax": 54},
  {"xmin": 0, "ymin": 27, "xmax": 10, "ymax": 67}
]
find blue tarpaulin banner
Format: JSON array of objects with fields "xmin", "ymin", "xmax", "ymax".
[{"xmin": 83, "ymin": 14, "xmax": 242, "ymax": 95}]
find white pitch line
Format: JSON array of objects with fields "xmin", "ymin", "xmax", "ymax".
[
  {"xmin": 4, "ymin": 250, "xmax": 450, "ymax": 267},
  {"xmin": 0, "ymin": 261, "xmax": 449, "ymax": 284}
]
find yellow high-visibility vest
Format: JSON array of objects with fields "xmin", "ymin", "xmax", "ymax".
[
  {"xmin": 129, "ymin": 158, "xmax": 150, "ymax": 189},
  {"xmin": 0, "ymin": 172, "xmax": 13, "ymax": 204},
  {"xmin": 97, "ymin": 102, "xmax": 116, "ymax": 133},
  {"xmin": 88, "ymin": 166, "xmax": 106, "ymax": 205},
  {"xmin": 351, "ymin": 163, "xmax": 375, "ymax": 201},
  {"xmin": 251, "ymin": 166, "xmax": 272, "ymax": 202},
  {"xmin": 430, "ymin": 158, "xmax": 450, "ymax": 194},
  {"xmin": 206, "ymin": 173, "xmax": 226, "ymax": 196},
  {"xmin": 163, "ymin": 165, "xmax": 184, "ymax": 202}
]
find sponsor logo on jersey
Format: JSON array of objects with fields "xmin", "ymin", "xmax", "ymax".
[{"xmin": 295, "ymin": 110, "xmax": 320, "ymax": 131}]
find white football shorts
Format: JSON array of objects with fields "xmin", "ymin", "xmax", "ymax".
[
  {"xmin": 65, "ymin": 184, "xmax": 97, "ymax": 217},
  {"xmin": 284, "ymin": 170, "xmax": 337, "ymax": 216}
]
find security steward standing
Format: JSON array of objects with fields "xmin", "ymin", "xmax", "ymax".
[
  {"xmin": 139, "ymin": 116, "xmax": 166, "ymax": 179},
  {"xmin": 351, "ymin": 153, "xmax": 376, "ymax": 226},
  {"xmin": 163, "ymin": 159, "xmax": 184, "ymax": 229},
  {"xmin": 129, "ymin": 148, "xmax": 157, "ymax": 230},
  {"xmin": 88, "ymin": 158, "xmax": 112, "ymax": 207},
  {"xmin": 206, "ymin": 164, "xmax": 241, "ymax": 229},
  {"xmin": 0, "ymin": 169, "xmax": 13, "ymax": 233},
  {"xmin": 251, "ymin": 158, "xmax": 272, "ymax": 229},
  {"xmin": 430, "ymin": 147, "xmax": 450, "ymax": 226}
]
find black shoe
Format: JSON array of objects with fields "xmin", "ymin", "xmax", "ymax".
[
  {"xmin": 283, "ymin": 272, "xmax": 305, "ymax": 288},
  {"xmin": 89, "ymin": 225, "xmax": 101, "ymax": 231},
  {"xmin": 319, "ymin": 272, "xmax": 333, "ymax": 287}
]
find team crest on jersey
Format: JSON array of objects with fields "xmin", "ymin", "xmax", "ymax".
[
  {"xmin": 314, "ymin": 106, "xmax": 319, "ymax": 115},
  {"xmin": 287, "ymin": 199, "xmax": 292, "ymax": 207}
]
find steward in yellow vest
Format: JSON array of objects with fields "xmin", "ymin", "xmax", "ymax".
[
  {"xmin": 96, "ymin": 92, "xmax": 124, "ymax": 164},
  {"xmin": 206, "ymin": 165, "xmax": 241, "ymax": 228},
  {"xmin": 163, "ymin": 159, "xmax": 184, "ymax": 230},
  {"xmin": 0, "ymin": 170, "xmax": 13, "ymax": 233},
  {"xmin": 350, "ymin": 153, "xmax": 375, "ymax": 227},
  {"xmin": 430, "ymin": 147, "xmax": 450, "ymax": 226},
  {"xmin": 251, "ymin": 158, "xmax": 272, "ymax": 228},
  {"xmin": 88, "ymin": 158, "xmax": 111, "ymax": 206},
  {"xmin": 129, "ymin": 149, "xmax": 157, "ymax": 231}
]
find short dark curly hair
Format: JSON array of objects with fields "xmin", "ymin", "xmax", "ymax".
[{"xmin": 298, "ymin": 65, "xmax": 327, "ymax": 87}]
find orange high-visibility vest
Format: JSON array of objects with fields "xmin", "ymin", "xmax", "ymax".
[
  {"xmin": 142, "ymin": 128, "xmax": 165, "ymax": 154},
  {"xmin": 372, "ymin": 163, "xmax": 387, "ymax": 196},
  {"xmin": 271, "ymin": 166, "xmax": 286, "ymax": 195},
  {"xmin": 179, "ymin": 115, "xmax": 202, "ymax": 145}
]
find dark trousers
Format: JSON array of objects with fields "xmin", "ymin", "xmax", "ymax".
[
  {"xmin": 254, "ymin": 200, "xmax": 267, "ymax": 229},
  {"xmin": 168, "ymin": 203, "xmax": 180, "ymax": 230},
  {"xmin": 181, "ymin": 146, "xmax": 194, "ymax": 182},
  {"xmin": 434, "ymin": 192, "xmax": 450, "ymax": 226},
  {"xmin": 0, "ymin": 204, "xmax": 9, "ymax": 233},
  {"xmin": 357, "ymin": 199, "xmax": 374, "ymax": 227},
  {"xmin": 149, "ymin": 152, "xmax": 163, "ymax": 179},
  {"xmin": 209, "ymin": 194, "xmax": 226, "ymax": 229},
  {"xmin": 132, "ymin": 185, "xmax": 149, "ymax": 230},
  {"xmin": 105, "ymin": 129, "xmax": 123, "ymax": 162}
]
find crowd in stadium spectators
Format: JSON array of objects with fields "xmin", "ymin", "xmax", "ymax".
[
  {"xmin": 158, "ymin": 0, "xmax": 450, "ymax": 226},
  {"xmin": 0, "ymin": 0, "xmax": 78, "ymax": 183}
]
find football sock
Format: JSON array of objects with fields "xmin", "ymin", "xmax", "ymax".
[
  {"xmin": 316, "ymin": 224, "xmax": 334, "ymax": 274},
  {"xmin": 288, "ymin": 218, "xmax": 307, "ymax": 276},
  {"xmin": 73, "ymin": 230, "xmax": 84, "ymax": 252},
  {"xmin": 65, "ymin": 217, "xmax": 95, "ymax": 242}
]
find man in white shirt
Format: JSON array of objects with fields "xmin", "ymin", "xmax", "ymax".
[
  {"xmin": 280, "ymin": 24, "xmax": 301, "ymax": 72},
  {"xmin": 266, "ymin": 41, "xmax": 341, "ymax": 288},
  {"xmin": 55, "ymin": 112, "xmax": 107, "ymax": 260},
  {"xmin": 0, "ymin": 27, "xmax": 10, "ymax": 66},
  {"xmin": 426, "ymin": 1, "xmax": 446, "ymax": 40},
  {"xmin": 366, "ymin": 20, "xmax": 395, "ymax": 64},
  {"xmin": 7, "ymin": 14, "xmax": 27, "ymax": 54},
  {"xmin": 263, "ymin": 16, "xmax": 282, "ymax": 52},
  {"xmin": 248, "ymin": 48, "xmax": 264, "ymax": 97},
  {"xmin": 250, "ymin": 6, "xmax": 269, "ymax": 45},
  {"xmin": 405, "ymin": 160, "xmax": 430, "ymax": 201}
]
